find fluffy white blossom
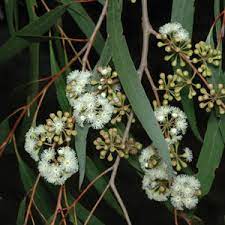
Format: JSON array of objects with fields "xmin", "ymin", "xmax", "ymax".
[
  {"xmin": 73, "ymin": 93, "xmax": 114, "ymax": 129},
  {"xmin": 38, "ymin": 147, "xmax": 79, "ymax": 185},
  {"xmin": 139, "ymin": 145, "xmax": 159, "ymax": 172},
  {"xmin": 142, "ymin": 166, "xmax": 170, "ymax": 202},
  {"xmin": 174, "ymin": 28, "xmax": 189, "ymax": 41},
  {"xmin": 170, "ymin": 175, "xmax": 201, "ymax": 210},
  {"xmin": 159, "ymin": 22, "xmax": 189, "ymax": 42},
  {"xmin": 66, "ymin": 70, "xmax": 92, "ymax": 103},
  {"xmin": 159, "ymin": 22, "xmax": 182, "ymax": 35},
  {"xmin": 182, "ymin": 147, "xmax": 193, "ymax": 162},
  {"xmin": 154, "ymin": 106, "xmax": 188, "ymax": 145},
  {"xmin": 24, "ymin": 125, "xmax": 46, "ymax": 161}
]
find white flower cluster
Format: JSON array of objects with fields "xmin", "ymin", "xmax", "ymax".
[
  {"xmin": 171, "ymin": 175, "xmax": 201, "ymax": 210},
  {"xmin": 142, "ymin": 163, "xmax": 170, "ymax": 202},
  {"xmin": 182, "ymin": 147, "xmax": 193, "ymax": 162},
  {"xmin": 24, "ymin": 111, "xmax": 79, "ymax": 185},
  {"xmin": 25, "ymin": 125, "xmax": 46, "ymax": 161},
  {"xmin": 66, "ymin": 70, "xmax": 91, "ymax": 103},
  {"xmin": 139, "ymin": 145, "xmax": 159, "ymax": 173},
  {"xmin": 72, "ymin": 93, "xmax": 114, "ymax": 129},
  {"xmin": 66, "ymin": 70, "xmax": 114, "ymax": 129},
  {"xmin": 38, "ymin": 147, "xmax": 79, "ymax": 185},
  {"xmin": 139, "ymin": 146, "xmax": 201, "ymax": 209},
  {"xmin": 159, "ymin": 22, "xmax": 190, "ymax": 42},
  {"xmin": 154, "ymin": 105, "xmax": 187, "ymax": 145}
]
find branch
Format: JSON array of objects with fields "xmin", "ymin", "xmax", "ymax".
[
  {"xmin": 82, "ymin": 0, "xmax": 108, "ymax": 70},
  {"xmin": 50, "ymin": 186, "xmax": 64, "ymax": 225},
  {"xmin": 138, "ymin": 0, "xmax": 160, "ymax": 106},
  {"xmin": 83, "ymin": 184, "xmax": 110, "ymax": 225},
  {"xmin": 24, "ymin": 174, "xmax": 41, "ymax": 225}
]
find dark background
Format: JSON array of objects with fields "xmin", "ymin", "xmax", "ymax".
[{"xmin": 0, "ymin": 0, "xmax": 225, "ymax": 225}]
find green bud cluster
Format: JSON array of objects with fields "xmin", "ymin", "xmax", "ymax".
[
  {"xmin": 157, "ymin": 33, "xmax": 193, "ymax": 67},
  {"xmin": 109, "ymin": 91, "xmax": 133, "ymax": 124},
  {"xmin": 158, "ymin": 70, "xmax": 201, "ymax": 104},
  {"xmin": 92, "ymin": 67, "xmax": 134, "ymax": 124},
  {"xmin": 45, "ymin": 111, "xmax": 77, "ymax": 145},
  {"xmin": 174, "ymin": 69, "xmax": 201, "ymax": 99},
  {"xmin": 192, "ymin": 41, "xmax": 222, "ymax": 77},
  {"xmin": 169, "ymin": 143, "xmax": 192, "ymax": 172},
  {"xmin": 91, "ymin": 66, "xmax": 119, "ymax": 97},
  {"xmin": 198, "ymin": 84, "xmax": 225, "ymax": 114},
  {"xmin": 93, "ymin": 128, "xmax": 142, "ymax": 161},
  {"xmin": 158, "ymin": 72, "xmax": 178, "ymax": 105}
]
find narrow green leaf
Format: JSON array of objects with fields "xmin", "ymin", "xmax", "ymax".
[
  {"xmin": 197, "ymin": 112, "xmax": 224, "ymax": 195},
  {"xmin": 205, "ymin": 31, "xmax": 225, "ymax": 143},
  {"xmin": 171, "ymin": 0, "xmax": 195, "ymax": 33},
  {"xmin": 0, "ymin": 5, "xmax": 68, "ymax": 63},
  {"xmin": 94, "ymin": 38, "xmax": 111, "ymax": 69},
  {"xmin": 171, "ymin": 0, "xmax": 202, "ymax": 142},
  {"xmin": 181, "ymin": 88, "xmax": 202, "ymax": 142},
  {"xmin": 4, "ymin": 0, "xmax": 16, "ymax": 35},
  {"xmin": 49, "ymin": 41, "xmax": 70, "ymax": 111},
  {"xmin": 75, "ymin": 125, "xmax": 89, "ymax": 189},
  {"xmin": 16, "ymin": 197, "xmax": 26, "ymax": 225},
  {"xmin": 108, "ymin": 0, "xmax": 172, "ymax": 175},
  {"xmin": 61, "ymin": 0, "xmax": 105, "ymax": 55},
  {"xmin": 17, "ymin": 157, "xmax": 53, "ymax": 218},
  {"xmin": 214, "ymin": 0, "xmax": 222, "ymax": 35},
  {"xmin": 26, "ymin": 44, "xmax": 39, "ymax": 115},
  {"xmin": 25, "ymin": 0, "xmax": 38, "ymax": 20}
]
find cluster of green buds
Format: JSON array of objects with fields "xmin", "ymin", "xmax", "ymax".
[
  {"xmin": 93, "ymin": 128, "xmax": 141, "ymax": 161},
  {"xmin": 124, "ymin": 137, "xmax": 142, "ymax": 156},
  {"xmin": 198, "ymin": 84, "xmax": 225, "ymax": 114},
  {"xmin": 158, "ymin": 73, "xmax": 178, "ymax": 104},
  {"xmin": 92, "ymin": 66, "xmax": 133, "ymax": 124},
  {"xmin": 109, "ymin": 92, "xmax": 133, "ymax": 124},
  {"xmin": 91, "ymin": 66, "xmax": 119, "ymax": 97},
  {"xmin": 158, "ymin": 70, "xmax": 201, "ymax": 105},
  {"xmin": 44, "ymin": 111, "xmax": 77, "ymax": 145},
  {"xmin": 192, "ymin": 41, "xmax": 222, "ymax": 77},
  {"xmin": 157, "ymin": 33, "xmax": 192, "ymax": 67},
  {"xmin": 174, "ymin": 69, "xmax": 201, "ymax": 99},
  {"xmin": 169, "ymin": 143, "xmax": 193, "ymax": 171}
]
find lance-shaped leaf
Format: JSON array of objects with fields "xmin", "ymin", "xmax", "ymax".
[
  {"xmin": 0, "ymin": 5, "xmax": 68, "ymax": 63},
  {"xmin": 16, "ymin": 197, "xmax": 26, "ymax": 225},
  {"xmin": 171, "ymin": 0, "xmax": 202, "ymax": 142},
  {"xmin": 197, "ymin": 112, "xmax": 224, "ymax": 195},
  {"xmin": 75, "ymin": 125, "xmax": 89, "ymax": 189},
  {"xmin": 107, "ymin": 0, "xmax": 172, "ymax": 175},
  {"xmin": 181, "ymin": 87, "xmax": 202, "ymax": 142},
  {"xmin": 171, "ymin": 0, "xmax": 195, "ymax": 33},
  {"xmin": 4, "ymin": 0, "xmax": 16, "ymax": 35},
  {"xmin": 49, "ymin": 41, "xmax": 70, "ymax": 112},
  {"xmin": 16, "ymin": 150, "xmax": 53, "ymax": 218},
  {"xmin": 25, "ymin": 0, "xmax": 39, "ymax": 116}
]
